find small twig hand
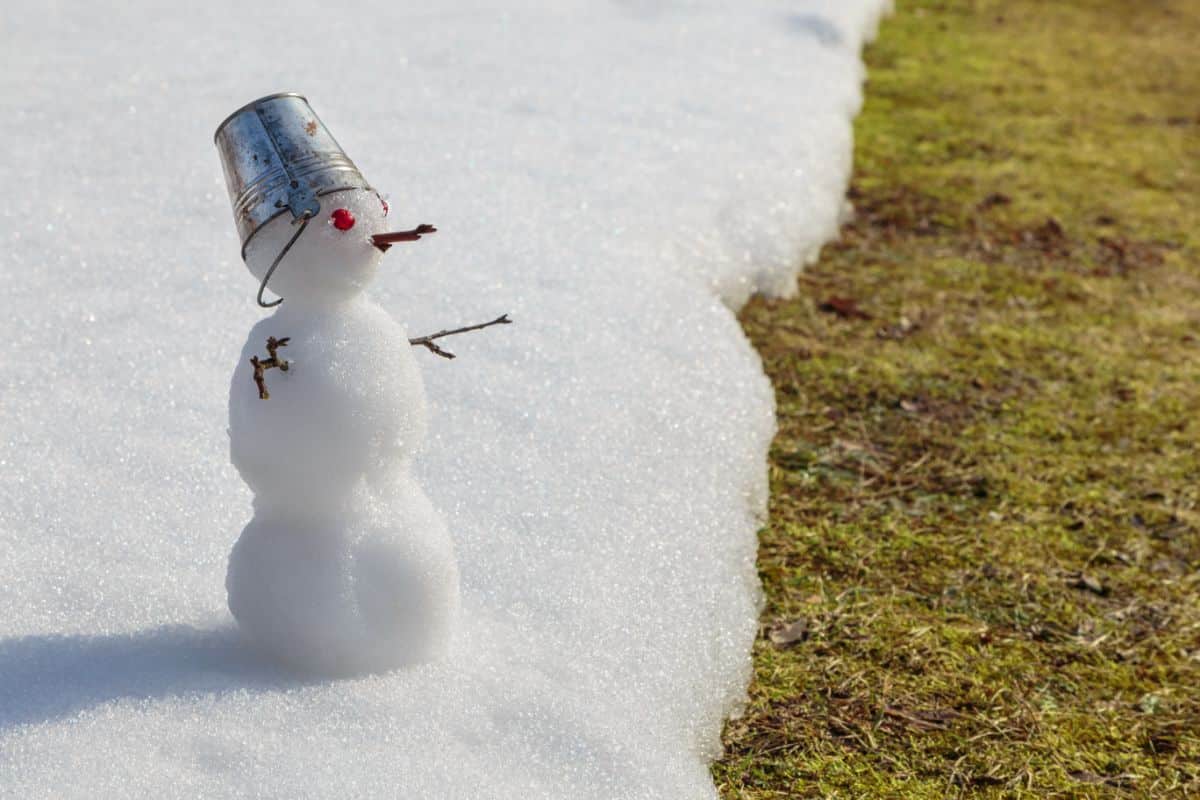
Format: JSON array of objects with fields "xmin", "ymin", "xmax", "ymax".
[
  {"xmin": 250, "ymin": 336, "xmax": 290, "ymax": 400},
  {"xmin": 409, "ymin": 314, "xmax": 512, "ymax": 359}
]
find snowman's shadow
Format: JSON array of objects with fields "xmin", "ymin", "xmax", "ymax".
[{"xmin": 0, "ymin": 624, "xmax": 309, "ymax": 732}]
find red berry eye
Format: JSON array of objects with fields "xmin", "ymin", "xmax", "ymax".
[
  {"xmin": 380, "ymin": 197, "xmax": 389, "ymax": 216},
  {"xmin": 330, "ymin": 208, "xmax": 355, "ymax": 231}
]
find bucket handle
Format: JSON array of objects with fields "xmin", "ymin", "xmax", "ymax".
[{"xmin": 256, "ymin": 212, "xmax": 313, "ymax": 308}]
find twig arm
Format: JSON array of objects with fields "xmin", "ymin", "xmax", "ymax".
[{"xmin": 409, "ymin": 314, "xmax": 512, "ymax": 359}]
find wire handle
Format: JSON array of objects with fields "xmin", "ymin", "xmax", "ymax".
[{"xmin": 255, "ymin": 212, "xmax": 313, "ymax": 308}]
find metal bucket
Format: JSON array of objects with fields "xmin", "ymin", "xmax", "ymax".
[{"xmin": 214, "ymin": 92, "xmax": 373, "ymax": 256}]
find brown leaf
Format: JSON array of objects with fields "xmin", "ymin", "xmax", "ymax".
[
  {"xmin": 819, "ymin": 296, "xmax": 872, "ymax": 320},
  {"xmin": 1067, "ymin": 572, "xmax": 1109, "ymax": 597},
  {"xmin": 1097, "ymin": 236, "xmax": 1164, "ymax": 274},
  {"xmin": 1019, "ymin": 216, "xmax": 1070, "ymax": 257},
  {"xmin": 976, "ymin": 191, "xmax": 1011, "ymax": 211},
  {"xmin": 768, "ymin": 618, "xmax": 809, "ymax": 648},
  {"xmin": 876, "ymin": 315, "xmax": 920, "ymax": 340}
]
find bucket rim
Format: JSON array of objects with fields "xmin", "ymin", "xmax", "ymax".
[{"xmin": 213, "ymin": 92, "xmax": 308, "ymax": 143}]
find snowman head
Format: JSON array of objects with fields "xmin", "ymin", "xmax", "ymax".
[
  {"xmin": 243, "ymin": 189, "xmax": 394, "ymax": 306},
  {"xmin": 216, "ymin": 94, "xmax": 433, "ymax": 308}
]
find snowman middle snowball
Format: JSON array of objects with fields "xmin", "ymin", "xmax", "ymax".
[{"xmin": 226, "ymin": 189, "xmax": 460, "ymax": 675}]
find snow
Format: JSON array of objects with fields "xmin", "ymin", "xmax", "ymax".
[{"xmin": 0, "ymin": 1, "xmax": 889, "ymax": 797}]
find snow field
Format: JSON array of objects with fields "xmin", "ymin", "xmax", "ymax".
[{"xmin": 0, "ymin": 1, "xmax": 889, "ymax": 797}]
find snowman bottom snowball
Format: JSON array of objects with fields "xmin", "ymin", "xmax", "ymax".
[{"xmin": 227, "ymin": 485, "xmax": 460, "ymax": 676}]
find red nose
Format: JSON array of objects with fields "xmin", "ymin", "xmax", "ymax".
[{"xmin": 330, "ymin": 208, "xmax": 355, "ymax": 231}]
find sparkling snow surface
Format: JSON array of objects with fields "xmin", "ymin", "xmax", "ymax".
[{"xmin": 0, "ymin": 2, "xmax": 888, "ymax": 797}]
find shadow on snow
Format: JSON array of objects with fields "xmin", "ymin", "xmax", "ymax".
[{"xmin": 0, "ymin": 625, "xmax": 307, "ymax": 732}]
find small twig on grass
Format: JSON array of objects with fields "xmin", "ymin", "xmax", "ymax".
[
  {"xmin": 250, "ymin": 336, "xmax": 290, "ymax": 400},
  {"xmin": 409, "ymin": 314, "xmax": 512, "ymax": 359}
]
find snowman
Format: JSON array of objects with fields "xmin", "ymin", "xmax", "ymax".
[{"xmin": 214, "ymin": 93, "xmax": 505, "ymax": 675}]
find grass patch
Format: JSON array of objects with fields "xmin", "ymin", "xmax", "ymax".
[{"xmin": 715, "ymin": 1, "xmax": 1200, "ymax": 797}]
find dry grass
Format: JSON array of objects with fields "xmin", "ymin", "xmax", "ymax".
[{"xmin": 715, "ymin": 1, "xmax": 1200, "ymax": 797}]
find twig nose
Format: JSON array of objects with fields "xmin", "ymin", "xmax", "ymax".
[{"xmin": 371, "ymin": 224, "xmax": 438, "ymax": 252}]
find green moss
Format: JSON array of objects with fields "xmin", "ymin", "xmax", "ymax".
[{"xmin": 715, "ymin": 1, "xmax": 1200, "ymax": 797}]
